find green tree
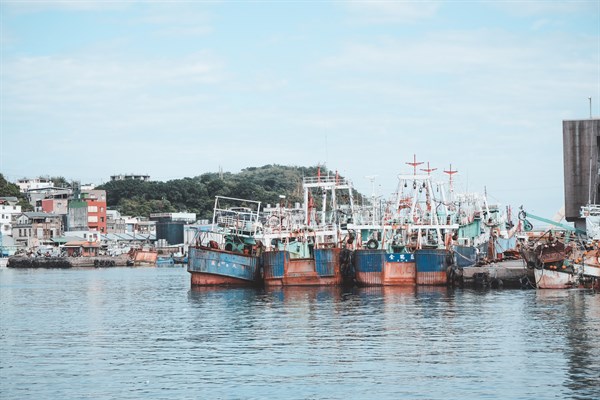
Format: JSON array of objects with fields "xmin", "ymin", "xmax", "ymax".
[
  {"xmin": 0, "ymin": 174, "xmax": 21, "ymax": 197},
  {"xmin": 0, "ymin": 174, "xmax": 34, "ymax": 211},
  {"xmin": 95, "ymin": 165, "xmax": 360, "ymax": 219}
]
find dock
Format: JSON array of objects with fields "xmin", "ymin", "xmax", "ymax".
[
  {"xmin": 6, "ymin": 254, "xmax": 130, "ymax": 269},
  {"xmin": 457, "ymin": 259, "xmax": 530, "ymax": 288}
]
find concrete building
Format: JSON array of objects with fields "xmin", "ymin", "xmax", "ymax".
[
  {"xmin": 67, "ymin": 196, "xmax": 88, "ymax": 232},
  {"xmin": 0, "ymin": 197, "xmax": 21, "ymax": 237},
  {"xmin": 12, "ymin": 212, "xmax": 62, "ymax": 248},
  {"xmin": 110, "ymin": 174, "xmax": 150, "ymax": 182},
  {"xmin": 150, "ymin": 213, "xmax": 197, "ymax": 245},
  {"xmin": 16, "ymin": 177, "xmax": 53, "ymax": 192},
  {"xmin": 106, "ymin": 210, "xmax": 126, "ymax": 233},
  {"xmin": 563, "ymin": 118, "xmax": 600, "ymax": 230},
  {"xmin": 82, "ymin": 190, "xmax": 107, "ymax": 233},
  {"xmin": 40, "ymin": 191, "xmax": 71, "ymax": 215},
  {"xmin": 28, "ymin": 187, "xmax": 71, "ymax": 211}
]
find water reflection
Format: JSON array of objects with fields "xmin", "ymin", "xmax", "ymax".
[
  {"xmin": 562, "ymin": 291, "xmax": 600, "ymax": 399},
  {"xmin": 2, "ymin": 267, "xmax": 600, "ymax": 400}
]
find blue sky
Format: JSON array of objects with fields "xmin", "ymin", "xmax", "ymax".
[{"xmin": 1, "ymin": 0, "xmax": 598, "ymax": 219}]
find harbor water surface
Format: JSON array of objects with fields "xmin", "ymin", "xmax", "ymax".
[{"xmin": 1, "ymin": 266, "xmax": 599, "ymax": 399}]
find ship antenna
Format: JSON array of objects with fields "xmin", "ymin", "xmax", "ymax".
[
  {"xmin": 406, "ymin": 154, "xmax": 423, "ymax": 176},
  {"xmin": 443, "ymin": 164, "xmax": 458, "ymax": 197},
  {"xmin": 420, "ymin": 162, "xmax": 437, "ymax": 175}
]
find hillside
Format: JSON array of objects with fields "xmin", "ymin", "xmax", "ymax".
[{"xmin": 96, "ymin": 165, "xmax": 363, "ymax": 219}]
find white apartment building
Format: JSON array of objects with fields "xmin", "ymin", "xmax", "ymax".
[
  {"xmin": 16, "ymin": 177, "xmax": 53, "ymax": 193},
  {"xmin": 0, "ymin": 197, "xmax": 22, "ymax": 237}
]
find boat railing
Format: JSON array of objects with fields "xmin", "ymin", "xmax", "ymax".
[
  {"xmin": 303, "ymin": 175, "xmax": 352, "ymax": 187},
  {"xmin": 581, "ymin": 204, "xmax": 600, "ymax": 217}
]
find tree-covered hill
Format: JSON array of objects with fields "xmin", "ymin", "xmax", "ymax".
[
  {"xmin": 97, "ymin": 165, "xmax": 364, "ymax": 219},
  {"xmin": 0, "ymin": 174, "xmax": 34, "ymax": 211}
]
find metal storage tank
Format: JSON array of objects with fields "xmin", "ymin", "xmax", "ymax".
[{"xmin": 155, "ymin": 221, "xmax": 184, "ymax": 245}]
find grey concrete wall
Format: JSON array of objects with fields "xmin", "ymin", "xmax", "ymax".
[{"xmin": 563, "ymin": 119, "xmax": 600, "ymax": 222}]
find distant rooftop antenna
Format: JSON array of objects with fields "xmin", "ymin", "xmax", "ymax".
[
  {"xmin": 364, "ymin": 175, "xmax": 378, "ymax": 197},
  {"xmin": 406, "ymin": 154, "xmax": 423, "ymax": 176},
  {"xmin": 365, "ymin": 175, "xmax": 378, "ymax": 225},
  {"xmin": 589, "ymin": 96, "xmax": 592, "ymax": 119}
]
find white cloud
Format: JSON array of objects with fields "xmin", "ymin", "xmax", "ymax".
[
  {"xmin": 341, "ymin": 0, "xmax": 441, "ymax": 24},
  {"xmin": 1, "ymin": 1, "xmax": 595, "ymax": 218},
  {"xmin": 489, "ymin": 0, "xmax": 597, "ymax": 17},
  {"xmin": 3, "ymin": 0, "xmax": 136, "ymax": 14}
]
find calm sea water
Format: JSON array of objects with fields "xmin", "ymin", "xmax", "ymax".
[{"xmin": 1, "ymin": 266, "xmax": 599, "ymax": 400}]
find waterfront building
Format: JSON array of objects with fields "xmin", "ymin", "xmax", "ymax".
[
  {"xmin": 66, "ymin": 195, "xmax": 88, "ymax": 232},
  {"xmin": 63, "ymin": 241, "xmax": 100, "ymax": 257},
  {"xmin": 82, "ymin": 190, "xmax": 107, "ymax": 233},
  {"xmin": 106, "ymin": 210, "xmax": 126, "ymax": 233},
  {"xmin": 27, "ymin": 187, "xmax": 71, "ymax": 211},
  {"xmin": 39, "ymin": 190, "xmax": 71, "ymax": 215},
  {"xmin": 62, "ymin": 189, "xmax": 107, "ymax": 233},
  {"xmin": 0, "ymin": 197, "xmax": 21, "ymax": 238},
  {"xmin": 12, "ymin": 212, "xmax": 62, "ymax": 248},
  {"xmin": 150, "ymin": 213, "xmax": 197, "ymax": 245}
]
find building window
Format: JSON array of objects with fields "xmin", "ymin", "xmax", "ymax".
[
  {"xmin": 100, "ymin": 217, "xmax": 104, "ymax": 222},
  {"xmin": 88, "ymin": 206, "xmax": 98, "ymax": 213}
]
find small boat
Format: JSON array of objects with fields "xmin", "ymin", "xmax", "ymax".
[
  {"xmin": 172, "ymin": 254, "xmax": 188, "ymax": 264},
  {"xmin": 572, "ymin": 205, "xmax": 600, "ymax": 290},
  {"xmin": 132, "ymin": 249, "xmax": 158, "ymax": 267},
  {"xmin": 521, "ymin": 231, "xmax": 576, "ymax": 289},
  {"xmin": 187, "ymin": 196, "xmax": 263, "ymax": 286},
  {"xmin": 156, "ymin": 255, "xmax": 176, "ymax": 267}
]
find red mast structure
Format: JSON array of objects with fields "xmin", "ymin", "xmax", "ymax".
[
  {"xmin": 406, "ymin": 154, "xmax": 423, "ymax": 175},
  {"xmin": 443, "ymin": 164, "xmax": 458, "ymax": 193},
  {"xmin": 420, "ymin": 162, "xmax": 437, "ymax": 175}
]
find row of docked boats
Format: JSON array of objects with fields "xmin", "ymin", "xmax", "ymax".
[
  {"xmin": 518, "ymin": 205, "xmax": 600, "ymax": 290},
  {"xmin": 188, "ymin": 162, "xmax": 523, "ymax": 288}
]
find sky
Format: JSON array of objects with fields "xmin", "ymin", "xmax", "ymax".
[{"xmin": 1, "ymin": 0, "xmax": 598, "ymax": 220}]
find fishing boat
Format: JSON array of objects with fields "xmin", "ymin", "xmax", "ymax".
[
  {"xmin": 520, "ymin": 231, "xmax": 577, "ymax": 289},
  {"xmin": 517, "ymin": 208, "xmax": 586, "ymax": 289},
  {"xmin": 261, "ymin": 243, "xmax": 344, "ymax": 286},
  {"xmin": 187, "ymin": 196, "xmax": 263, "ymax": 286},
  {"xmin": 350, "ymin": 220, "xmax": 418, "ymax": 286},
  {"xmin": 352, "ymin": 159, "xmax": 460, "ymax": 286},
  {"xmin": 259, "ymin": 172, "xmax": 349, "ymax": 287},
  {"xmin": 392, "ymin": 161, "xmax": 458, "ymax": 286},
  {"xmin": 571, "ymin": 204, "xmax": 600, "ymax": 289}
]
